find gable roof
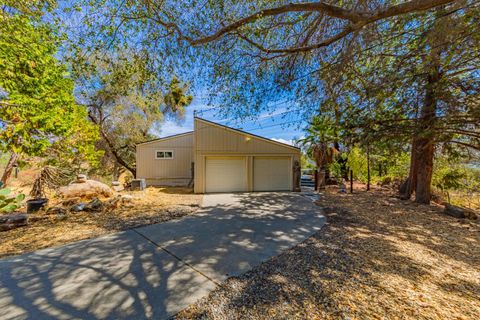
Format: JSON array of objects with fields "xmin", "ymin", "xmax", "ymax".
[
  {"xmin": 136, "ymin": 131, "xmax": 193, "ymax": 146},
  {"xmin": 195, "ymin": 117, "xmax": 300, "ymax": 151}
]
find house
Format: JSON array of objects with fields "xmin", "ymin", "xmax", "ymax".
[{"xmin": 136, "ymin": 117, "xmax": 301, "ymax": 193}]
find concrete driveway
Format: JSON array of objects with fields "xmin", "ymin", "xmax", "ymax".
[{"xmin": 0, "ymin": 192, "xmax": 324, "ymax": 320}]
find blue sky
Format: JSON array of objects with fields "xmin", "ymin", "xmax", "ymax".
[{"xmin": 158, "ymin": 97, "xmax": 305, "ymax": 145}]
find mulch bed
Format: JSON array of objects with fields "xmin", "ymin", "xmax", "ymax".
[
  {"xmin": 177, "ymin": 186, "xmax": 480, "ymax": 320},
  {"xmin": 0, "ymin": 187, "xmax": 202, "ymax": 258}
]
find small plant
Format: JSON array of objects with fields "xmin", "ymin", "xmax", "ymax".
[{"xmin": 0, "ymin": 188, "xmax": 25, "ymax": 213}]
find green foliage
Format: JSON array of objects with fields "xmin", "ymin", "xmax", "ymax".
[
  {"xmin": 73, "ymin": 51, "xmax": 192, "ymax": 174},
  {"xmin": 300, "ymin": 154, "xmax": 314, "ymax": 170},
  {"xmin": 0, "ymin": 15, "xmax": 72, "ymax": 155},
  {"xmin": 0, "ymin": 188, "xmax": 25, "ymax": 213},
  {"xmin": 346, "ymin": 147, "xmax": 368, "ymax": 183},
  {"xmin": 432, "ymin": 157, "xmax": 480, "ymax": 204},
  {"xmin": 0, "ymin": 10, "xmax": 99, "ymax": 168},
  {"xmin": 45, "ymin": 104, "xmax": 102, "ymax": 170}
]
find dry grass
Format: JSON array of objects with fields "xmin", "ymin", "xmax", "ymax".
[
  {"xmin": 0, "ymin": 187, "xmax": 202, "ymax": 258},
  {"xmin": 178, "ymin": 185, "xmax": 479, "ymax": 320}
]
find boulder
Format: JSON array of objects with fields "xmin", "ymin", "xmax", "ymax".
[
  {"xmin": 0, "ymin": 213, "xmax": 28, "ymax": 232},
  {"xmin": 59, "ymin": 179, "xmax": 114, "ymax": 199},
  {"xmin": 444, "ymin": 204, "xmax": 478, "ymax": 220}
]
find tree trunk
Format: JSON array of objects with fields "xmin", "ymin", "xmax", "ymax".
[
  {"xmin": 88, "ymin": 110, "xmax": 136, "ymax": 178},
  {"xmin": 415, "ymin": 138, "xmax": 434, "ymax": 203},
  {"xmin": 414, "ymin": 70, "xmax": 439, "ymax": 204},
  {"xmin": 1, "ymin": 153, "xmax": 19, "ymax": 186},
  {"xmin": 400, "ymin": 138, "xmax": 419, "ymax": 199}
]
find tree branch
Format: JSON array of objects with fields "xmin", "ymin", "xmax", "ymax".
[{"xmin": 184, "ymin": 0, "xmax": 456, "ymax": 52}]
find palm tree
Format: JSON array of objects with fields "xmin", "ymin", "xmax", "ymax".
[{"xmin": 300, "ymin": 115, "xmax": 339, "ymax": 189}]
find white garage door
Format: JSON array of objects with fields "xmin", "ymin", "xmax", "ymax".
[
  {"xmin": 254, "ymin": 157, "xmax": 291, "ymax": 191},
  {"xmin": 205, "ymin": 157, "xmax": 247, "ymax": 193}
]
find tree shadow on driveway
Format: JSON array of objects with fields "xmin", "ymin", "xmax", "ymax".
[{"xmin": 0, "ymin": 192, "xmax": 325, "ymax": 320}]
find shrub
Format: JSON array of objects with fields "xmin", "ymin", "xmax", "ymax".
[{"xmin": 0, "ymin": 188, "xmax": 25, "ymax": 213}]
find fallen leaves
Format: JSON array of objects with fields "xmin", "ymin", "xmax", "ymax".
[
  {"xmin": 177, "ymin": 185, "xmax": 479, "ymax": 320},
  {"xmin": 0, "ymin": 187, "xmax": 202, "ymax": 258}
]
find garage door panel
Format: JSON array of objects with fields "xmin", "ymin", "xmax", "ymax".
[
  {"xmin": 254, "ymin": 157, "xmax": 291, "ymax": 191},
  {"xmin": 205, "ymin": 157, "xmax": 247, "ymax": 193}
]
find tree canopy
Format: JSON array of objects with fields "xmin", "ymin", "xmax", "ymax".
[
  {"xmin": 0, "ymin": 1, "xmax": 100, "ymax": 184},
  {"xmin": 73, "ymin": 51, "xmax": 193, "ymax": 176}
]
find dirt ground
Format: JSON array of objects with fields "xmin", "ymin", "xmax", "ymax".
[
  {"xmin": 177, "ymin": 185, "xmax": 480, "ymax": 320},
  {"xmin": 0, "ymin": 187, "xmax": 203, "ymax": 258}
]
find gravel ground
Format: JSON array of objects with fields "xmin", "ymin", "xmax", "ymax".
[
  {"xmin": 177, "ymin": 186, "xmax": 480, "ymax": 320},
  {"xmin": 0, "ymin": 187, "xmax": 202, "ymax": 258}
]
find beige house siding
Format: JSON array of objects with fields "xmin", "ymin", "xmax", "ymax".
[
  {"xmin": 194, "ymin": 118, "xmax": 301, "ymax": 193},
  {"xmin": 136, "ymin": 132, "xmax": 193, "ymax": 186}
]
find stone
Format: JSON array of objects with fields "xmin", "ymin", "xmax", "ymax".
[
  {"xmin": 0, "ymin": 213, "xmax": 28, "ymax": 232},
  {"xmin": 56, "ymin": 213, "xmax": 67, "ymax": 221},
  {"xmin": 46, "ymin": 207, "xmax": 67, "ymax": 215},
  {"xmin": 112, "ymin": 185, "xmax": 124, "ymax": 192},
  {"xmin": 84, "ymin": 198, "xmax": 103, "ymax": 212},
  {"xmin": 104, "ymin": 197, "xmax": 121, "ymax": 211},
  {"xmin": 121, "ymin": 194, "xmax": 134, "ymax": 202},
  {"xmin": 444, "ymin": 204, "xmax": 478, "ymax": 220},
  {"xmin": 76, "ymin": 174, "xmax": 87, "ymax": 183},
  {"xmin": 70, "ymin": 203, "xmax": 86, "ymax": 212},
  {"xmin": 59, "ymin": 179, "xmax": 114, "ymax": 199}
]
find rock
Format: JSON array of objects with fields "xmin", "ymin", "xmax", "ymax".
[
  {"xmin": 59, "ymin": 179, "xmax": 114, "ymax": 199},
  {"xmin": 112, "ymin": 185, "xmax": 124, "ymax": 192},
  {"xmin": 120, "ymin": 194, "xmax": 134, "ymax": 202},
  {"xmin": 56, "ymin": 213, "xmax": 67, "ymax": 221},
  {"xmin": 70, "ymin": 203, "xmax": 86, "ymax": 212},
  {"xmin": 46, "ymin": 207, "xmax": 67, "ymax": 215},
  {"xmin": 84, "ymin": 198, "xmax": 103, "ymax": 212},
  {"xmin": 111, "ymin": 181, "xmax": 124, "ymax": 192},
  {"xmin": 76, "ymin": 174, "xmax": 87, "ymax": 183},
  {"xmin": 104, "ymin": 197, "xmax": 121, "ymax": 210},
  {"xmin": 0, "ymin": 213, "xmax": 28, "ymax": 232},
  {"xmin": 444, "ymin": 204, "xmax": 478, "ymax": 220}
]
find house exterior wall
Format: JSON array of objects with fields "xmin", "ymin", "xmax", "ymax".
[
  {"xmin": 136, "ymin": 132, "xmax": 193, "ymax": 186},
  {"xmin": 194, "ymin": 118, "xmax": 301, "ymax": 193}
]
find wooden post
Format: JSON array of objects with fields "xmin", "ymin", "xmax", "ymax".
[
  {"xmin": 314, "ymin": 169, "xmax": 318, "ymax": 191},
  {"xmin": 350, "ymin": 170, "xmax": 353, "ymax": 193}
]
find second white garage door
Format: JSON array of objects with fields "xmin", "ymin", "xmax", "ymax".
[
  {"xmin": 253, "ymin": 157, "xmax": 291, "ymax": 191},
  {"xmin": 205, "ymin": 157, "xmax": 247, "ymax": 193}
]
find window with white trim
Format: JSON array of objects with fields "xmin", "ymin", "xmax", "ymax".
[{"xmin": 155, "ymin": 150, "xmax": 174, "ymax": 159}]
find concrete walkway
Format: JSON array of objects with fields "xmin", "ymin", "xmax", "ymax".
[{"xmin": 0, "ymin": 192, "xmax": 324, "ymax": 320}]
